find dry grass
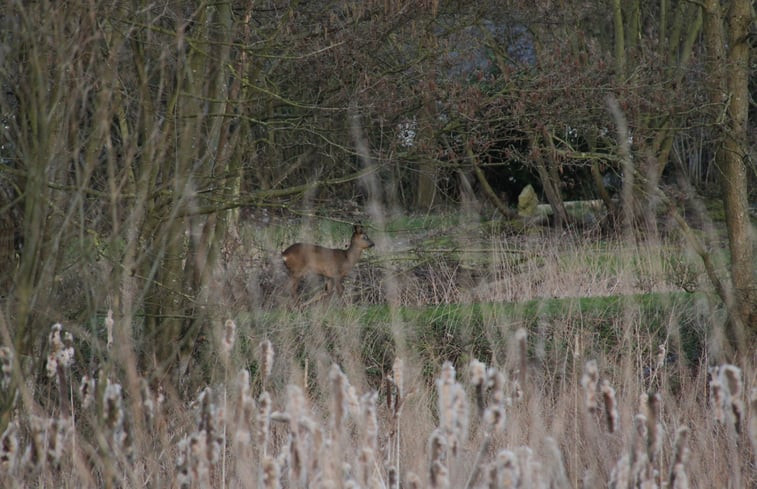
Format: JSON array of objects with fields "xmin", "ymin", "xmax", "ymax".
[{"xmin": 0, "ymin": 222, "xmax": 754, "ymax": 489}]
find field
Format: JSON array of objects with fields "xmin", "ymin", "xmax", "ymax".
[{"xmin": 0, "ymin": 212, "xmax": 754, "ymax": 489}]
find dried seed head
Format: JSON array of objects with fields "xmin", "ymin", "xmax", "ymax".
[
  {"xmin": 655, "ymin": 344, "xmax": 666, "ymax": 369},
  {"xmin": 430, "ymin": 460, "xmax": 449, "ymax": 489},
  {"xmin": 437, "ymin": 362, "xmax": 468, "ymax": 455},
  {"xmin": 470, "ymin": 359, "xmax": 486, "ymax": 387},
  {"xmin": 749, "ymin": 388, "xmax": 757, "ymax": 468},
  {"xmin": 670, "ymin": 463, "xmax": 689, "ymax": 489},
  {"xmin": 545, "ymin": 437, "xmax": 570, "ymax": 489},
  {"xmin": 141, "ymin": 378, "xmax": 157, "ymax": 423},
  {"xmin": 495, "ymin": 449, "xmax": 520, "ymax": 489},
  {"xmin": 601, "ymin": 380, "xmax": 618, "ymax": 433},
  {"xmin": 405, "ymin": 472, "xmax": 421, "ymax": 489},
  {"xmin": 195, "ymin": 387, "xmax": 222, "ymax": 464},
  {"xmin": 257, "ymin": 391, "xmax": 272, "ymax": 451},
  {"xmin": 720, "ymin": 364, "xmax": 744, "ymax": 431},
  {"xmin": 358, "ymin": 447, "xmax": 374, "ymax": 487},
  {"xmin": 439, "ymin": 361, "xmax": 455, "ymax": 384},
  {"xmin": 176, "ymin": 436, "xmax": 191, "ymax": 489},
  {"xmin": 0, "ymin": 421, "xmax": 19, "ymax": 471},
  {"xmin": 329, "ymin": 364, "xmax": 348, "ymax": 431},
  {"xmin": 188, "ymin": 431, "xmax": 211, "ymax": 485},
  {"xmin": 484, "ymin": 404, "xmax": 507, "ymax": 433},
  {"xmin": 671, "ymin": 426, "xmax": 689, "ymax": 467},
  {"xmin": 429, "ymin": 429, "xmax": 446, "ymax": 465},
  {"xmin": 23, "ymin": 415, "xmax": 46, "ymax": 470},
  {"xmin": 646, "ymin": 393, "xmax": 662, "ymax": 464},
  {"xmin": 631, "ymin": 414, "xmax": 648, "ymax": 478},
  {"xmin": 260, "ymin": 339, "xmax": 274, "ymax": 381},
  {"xmin": 392, "ymin": 357, "xmax": 404, "ymax": 400},
  {"xmin": 262, "ymin": 455, "xmax": 280, "ymax": 489},
  {"xmin": 234, "ymin": 369, "xmax": 255, "ymax": 446},
  {"xmin": 46, "ymin": 323, "xmax": 74, "ymax": 382},
  {"xmin": 46, "ymin": 324, "xmax": 63, "ymax": 379},
  {"xmin": 361, "ymin": 392, "xmax": 379, "ymax": 452},
  {"xmin": 470, "ymin": 359, "xmax": 487, "ymax": 415},
  {"xmin": 103, "ymin": 381, "xmax": 124, "ymax": 431},
  {"xmin": 0, "ymin": 347, "xmax": 13, "ymax": 390},
  {"xmin": 48, "ymin": 323, "xmax": 62, "ymax": 347},
  {"xmin": 515, "ymin": 327, "xmax": 528, "ymax": 386},
  {"xmin": 237, "ymin": 368, "xmax": 250, "ymax": 393},
  {"xmin": 221, "ymin": 319, "xmax": 236, "ymax": 357},
  {"xmin": 437, "ymin": 364, "xmax": 455, "ymax": 427},
  {"xmin": 709, "ymin": 373, "xmax": 726, "ymax": 424},
  {"xmin": 346, "ymin": 384, "xmax": 360, "ymax": 419},
  {"xmin": 451, "ymin": 384, "xmax": 469, "ymax": 451},
  {"xmin": 46, "ymin": 417, "xmax": 72, "ymax": 465},
  {"xmin": 609, "ymin": 454, "xmax": 631, "ymax": 489},
  {"xmin": 60, "ymin": 332, "xmax": 74, "ymax": 369},
  {"xmin": 387, "ymin": 466, "xmax": 398, "ymax": 489},
  {"xmin": 105, "ymin": 309, "xmax": 114, "ymax": 352},
  {"xmin": 79, "ymin": 375, "xmax": 95, "ymax": 409},
  {"xmin": 581, "ymin": 360, "xmax": 600, "ymax": 413},
  {"xmin": 488, "ymin": 368, "xmax": 507, "ymax": 405},
  {"xmin": 103, "ymin": 380, "xmax": 132, "ymax": 456},
  {"xmin": 720, "ymin": 365, "xmax": 742, "ymax": 397}
]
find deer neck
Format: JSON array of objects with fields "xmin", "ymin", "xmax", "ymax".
[{"xmin": 346, "ymin": 242, "xmax": 363, "ymax": 264}]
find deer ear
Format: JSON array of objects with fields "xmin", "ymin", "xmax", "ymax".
[{"xmin": 354, "ymin": 224, "xmax": 362, "ymax": 233}]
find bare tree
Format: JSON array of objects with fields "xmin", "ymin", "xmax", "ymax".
[{"xmin": 702, "ymin": 0, "xmax": 755, "ymax": 344}]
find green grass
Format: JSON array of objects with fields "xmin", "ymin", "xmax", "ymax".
[{"xmin": 242, "ymin": 291, "xmax": 704, "ymax": 387}]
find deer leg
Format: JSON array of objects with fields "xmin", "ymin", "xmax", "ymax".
[
  {"xmin": 289, "ymin": 277, "xmax": 300, "ymax": 301},
  {"xmin": 324, "ymin": 278, "xmax": 338, "ymax": 296}
]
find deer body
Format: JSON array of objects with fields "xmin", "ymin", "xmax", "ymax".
[{"xmin": 282, "ymin": 225, "xmax": 374, "ymax": 298}]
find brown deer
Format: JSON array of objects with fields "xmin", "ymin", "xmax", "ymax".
[{"xmin": 282, "ymin": 224, "xmax": 375, "ymax": 299}]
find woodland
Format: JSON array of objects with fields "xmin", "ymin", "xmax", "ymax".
[{"xmin": 0, "ymin": 1, "xmax": 755, "ymax": 488}]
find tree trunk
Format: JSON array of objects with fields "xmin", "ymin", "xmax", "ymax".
[
  {"xmin": 721, "ymin": 0, "xmax": 755, "ymax": 331},
  {"xmin": 702, "ymin": 0, "xmax": 756, "ymax": 343},
  {"xmin": 532, "ymin": 133, "xmax": 569, "ymax": 228},
  {"xmin": 611, "ymin": 0, "xmax": 626, "ymax": 81},
  {"xmin": 416, "ymin": 159, "xmax": 437, "ymax": 210}
]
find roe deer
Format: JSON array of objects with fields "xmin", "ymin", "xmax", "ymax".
[{"xmin": 282, "ymin": 224, "xmax": 374, "ymax": 299}]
